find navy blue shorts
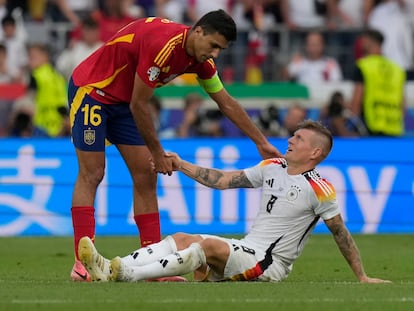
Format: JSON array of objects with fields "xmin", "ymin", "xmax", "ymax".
[{"xmin": 68, "ymin": 78, "xmax": 145, "ymax": 151}]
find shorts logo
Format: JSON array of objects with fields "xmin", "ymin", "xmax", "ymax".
[
  {"xmin": 84, "ymin": 128, "xmax": 96, "ymax": 145},
  {"xmin": 147, "ymin": 66, "xmax": 160, "ymax": 82},
  {"xmin": 96, "ymin": 89, "xmax": 105, "ymax": 97}
]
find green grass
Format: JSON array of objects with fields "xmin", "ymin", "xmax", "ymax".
[{"xmin": 0, "ymin": 234, "xmax": 413, "ymax": 311}]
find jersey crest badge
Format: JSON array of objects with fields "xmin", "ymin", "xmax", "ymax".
[
  {"xmin": 287, "ymin": 185, "xmax": 301, "ymax": 201},
  {"xmin": 147, "ymin": 66, "xmax": 160, "ymax": 81},
  {"xmin": 84, "ymin": 128, "xmax": 96, "ymax": 145}
]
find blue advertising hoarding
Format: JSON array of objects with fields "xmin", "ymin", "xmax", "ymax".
[{"xmin": 0, "ymin": 137, "xmax": 413, "ymax": 236}]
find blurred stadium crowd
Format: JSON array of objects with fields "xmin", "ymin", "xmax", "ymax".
[{"xmin": 0, "ymin": 0, "xmax": 413, "ymax": 138}]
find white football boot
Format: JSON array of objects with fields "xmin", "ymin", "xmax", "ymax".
[{"xmin": 78, "ymin": 237, "xmax": 111, "ymax": 282}]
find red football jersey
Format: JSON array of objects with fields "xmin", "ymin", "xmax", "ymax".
[{"xmin": 72, "ymin": 17, "xmax": 218, "ymax": 104}]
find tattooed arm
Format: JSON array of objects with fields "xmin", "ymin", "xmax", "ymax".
[
  {"xmin": 164, "ymin": 152, "xmax": 253, "ymax": 190},
  {"xmin": 324, "ymin": 214, "xmax": 391, "ymax": 283}
]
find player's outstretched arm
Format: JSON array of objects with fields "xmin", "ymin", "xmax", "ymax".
[
  {"xmin": 165, "ymin": 152, "xmax": 253, "ymax": 190},
  {"xmin": 324, "ymin": 214, "xmax": 392, "ymax": 284}
]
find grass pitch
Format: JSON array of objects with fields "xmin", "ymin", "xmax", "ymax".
[{"xmin": 0, "ymin": 234, "xmax": 413, "ymax": 311}]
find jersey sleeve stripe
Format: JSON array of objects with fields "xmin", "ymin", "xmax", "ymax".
[
  {"xmin": 154, "ymin": 34, "xmax": 183, "ymax": 66},
  {"xmin": 305, "ymin": 171, "xmax": 335, "ymax": 201},
  {"xmin": 155, "ymin": 37, "xmax": 183, "ymax": 66},
  {"xmin": 310, "ymin": 171, "xmax": 332, "ymax": 195},
  {"xmin": 155, "ymin": 45, "xmax": 175, "ymax": 67},
  {"xmin": 259, "ymin": 158, "xmax": 287, "ymax": 167},
  {"xmin": 105, "ymin": 34, "xmax": 135, "ymax": 46}
]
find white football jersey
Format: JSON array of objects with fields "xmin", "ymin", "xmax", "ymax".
[{"xmin": 242, "ymin": 158, "xmax": 340, "ymax": 271}]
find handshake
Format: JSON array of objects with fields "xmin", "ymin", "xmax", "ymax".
[{"xmin": 150, "ymin": 152, "xmax": 184, "ymax": 175}]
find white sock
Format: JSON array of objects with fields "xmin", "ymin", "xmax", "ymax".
[
  {"xmin": 121, "ymin": 235, "xmax": 177, "ymax": 266},
  {"xmin": 128, "ymin": 243, "xmax": 206, "ymax": 281}
]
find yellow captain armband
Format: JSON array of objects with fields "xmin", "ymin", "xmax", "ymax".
[{"xmin": 197, "ymin": 73, "xmax": 224, "ymax": 94}]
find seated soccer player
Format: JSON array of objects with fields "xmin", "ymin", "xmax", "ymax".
[{"xmin": 78, "ymin": 120, "xmax": 390, "ymax": 283}]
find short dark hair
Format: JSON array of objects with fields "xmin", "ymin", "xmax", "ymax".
[
  {"xmin": 82, "ymin": 15, "xmax": 98, "ymax": 29},
  {"xmin": 362, "ymin": 29, "xmax": 384, "ymax": 46},
  {"xmin": 1, "ymin": 14, "xmax": 15, "ymax": 27},
  {"xmin": 297, "ymin": 120, "xmax": 333, "ymax": 157},
  {"xmin": 193, "ymin": 9, "xmax": 237, "ymax": 42}
]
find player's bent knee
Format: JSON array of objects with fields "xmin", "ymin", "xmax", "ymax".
[
  {"xmin": 79, "ymin": 167, "xmax": 105, "ymax": 186},
  {"xmin": 199, "ymin": 238, "xmax": 229, "ymax": 258},
  {"xmin": 172, "ymin": 232, "xmax": 203, "ymax": 250}
]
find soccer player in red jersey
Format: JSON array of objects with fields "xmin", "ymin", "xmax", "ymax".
[{"xmin": 68, "ymin": 9, "xmax": 281, "ymax": 282}]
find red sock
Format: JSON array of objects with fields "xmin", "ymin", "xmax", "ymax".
[
  {"xmin": 71, "ymin": 206, "xmax": 95, "ymax": 260},
  {"xmin": 134, "ymin": 212, "xmax": 161, "ymax": 247}
]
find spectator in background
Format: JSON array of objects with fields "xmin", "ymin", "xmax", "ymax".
[
  {"xmin": 401, "ymin": 0, "xmax": 414, "ymax": 30},
  {"xmin": 329, "ymin": 0, "xmax": 372, "ymax": 28},
  {"xmin": 69, "ymin": 0, "xmax": 135, "ymax": 43},
  {"xmin": 242, "ymin": 0, "xmax": 282, "ymax": 28},
  {"xmin": 0, "ymin": 0, "xmax": 7, "ymax": 32},
  {"xmin": 176, "ymin": 92, "xmax": 224, "ymax": 137},
  {"xmin": 139, "ymin": 0, "xmax": 157, "ymax": 17},
  {"xmin": 123, "ymin": 0, "xmax": 145, "ymax": 18},
  {"xmin": 0, "ymin": 2, "xmax": 27, "ymax": 44},
  {"xmin": 281, "ymin": 31, "xmax": 343, "ymax": 85},
  {"xmin": 155, "ymin": 0, "xmax": 186, "ymax": 23},
  {"xmin": 280, "ymin": 0, "xmax": 336, "ymax": 30},
  {"xmin": 92, "ymin": 0, "xmax": 136, "ymax": 41},
  {"xmin": 0, "ymin": 43, "xmax": 20, "ymax": 83},
  {"xmin": 27, "ymin": 43, "xmax": 67, "ymax": 137},
  {"xmin": 60, "ymin": 0, "xmax": 97, "ymax": 21},
  {"xmin": 326, "ymin": 0, "xmax": 373, "ymax": 79},
  {"xmin": 349, "ymin": 29, "xmax": 406, "ymax": 136},
  {"xmin": 319, "ymin": 91, "xmax": 367, "ymax": 137},
  {"xmin": 7, "ymin": 109, "xmax": 49, "ymax": 137},
  {"xmin": 185, "ymin": 0, "xmax": 234, "ymax": 24},
  {"xmin": 57, "ymin": 106, "xmax": 71, "ymax": 137},
  {"xmin": 241, "ymin": 1, "xmax": 280, "ymax": 84},
  {"xmin": 367, "ymin": 0, "xmax": 414, "ymax": 79},
  {"xmin": 13, "ymin": 0, "xmax": 83, "ymax": 25},
  {"xmin": 280, "ymin": 104, "xmax": 307, "ymax": 137},
  {"xmin": 48, "ymin": 0, "xmax": 84, "ymax": 26},
  {"xmin": 1, "ymin": 14, "xmax": 28, "ymax": 83},
  {"xmin": 5, "ymin": 1, "xmax": 30, "ymax": 21},
  {"xmin": 56, "ymin": 16, "xmax": 102, "ymax": 81},
  {"xmin": 253, "ymin": 104, "xmax": 285, "ymax": 137}
]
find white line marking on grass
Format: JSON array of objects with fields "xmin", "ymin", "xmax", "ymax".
[
  {"xmin": 11, "ymin": 299, "xmax": 116, "ymax": 304},
  {"xmin": 12, "ymin": 300, "xmax": 75, "ymax": 304},
  {"xmin": 144, "ymin": 297, "xmax": 414, "ymax": 304},
  {"xmin": 10, "ymin": 297, "xmax": 414, "ymax": 305}
]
